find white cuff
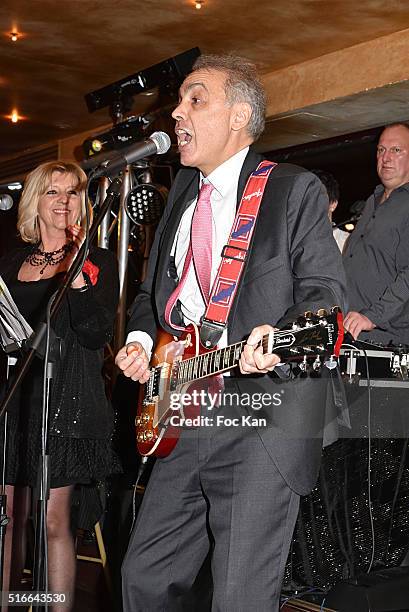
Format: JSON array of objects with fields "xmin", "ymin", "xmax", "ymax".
[{"xmin": 126, "ymin": 331, "xmax": 153, "ymax": 361}]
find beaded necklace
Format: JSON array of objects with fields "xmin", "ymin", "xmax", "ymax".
[{"xmin": 25, "ymin": 241, "xmax": 74, "ymax": 275}]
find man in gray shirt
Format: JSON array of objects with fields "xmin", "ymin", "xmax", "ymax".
[{"xmin": 344, "ymin": 123, "xmax": 409, "ymax": 345}]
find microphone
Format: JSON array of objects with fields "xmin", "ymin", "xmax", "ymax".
[
  {"xmin": 333, "ymin": 200, "xmax": 366, "ymax": 229},
  {"xmin": 82, "ymin": 131, "xmax": 171, "ymax": 178}
]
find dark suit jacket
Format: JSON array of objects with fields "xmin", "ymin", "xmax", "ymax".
[{"xmin": 128, "ymin": 148, "xmax": 347, "ymax": 494}]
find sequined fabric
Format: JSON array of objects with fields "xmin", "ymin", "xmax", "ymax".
[
  {"xmin": 285, "ymin": 438, "xmax": 409, "ymax": 590},
  {"xmin": 0, "ymin": 245, "xmax": 120, "ymax": 487}
]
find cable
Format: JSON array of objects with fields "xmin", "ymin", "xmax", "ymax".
[
  {"xmin": 279, "ymin": 587, "xmax": 327, "ymax": 610},
  {"xmin": 320, "ymin": 596, "xmax": 327, "ymax": 611},
  {"xmin": 360, "ymin": 346, "xmax": 375, "ymax": 574},
  {"xmin": 341, "ymin": 340, "xmax": 375, "ymax": 574},
  {"xmin": 130, "ymin": 457, "xmax": 149, "ymax": 534},
  {"xmin": 68, "ymin": 172, "xmax": 94, "ymax": 284},
  {"xmin": 35, "ymin": 179, "xmax": 94, "ymax": 601},
  {"xmin": 39, "ymin": 289, "xmax": 57, "ymax": 606}
]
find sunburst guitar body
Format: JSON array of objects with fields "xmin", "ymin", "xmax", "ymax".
[{"xmin": 135, "ymin": 308, "xmax": 344, "ymax": 457}]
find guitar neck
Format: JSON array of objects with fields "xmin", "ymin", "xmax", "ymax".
[
  {"xmin": 176, "ymin": 339, "xmax": 247, "ymax": 387},
  {"xmin": 174, "ymin": 316, "xmax": 339, "ymax": 388},
  {"xmin": 175, "ymin": 328, "xmax": 286, "ymax": 386}
]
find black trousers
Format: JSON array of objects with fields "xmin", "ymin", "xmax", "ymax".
[{"xmin": 122, "ymin": 387, "xmax": 300, "ymax": 612}]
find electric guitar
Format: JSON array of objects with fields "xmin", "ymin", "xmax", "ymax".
[{"xmin": 136, "ymin": 307, "xmax": 344, "ymax": 457}]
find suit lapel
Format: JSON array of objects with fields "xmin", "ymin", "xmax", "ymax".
[
  {"xmin": 155, "ymin": 170, "xmax": 199, "ymax": 322},
  {"xmin": 236, "ymin": 148, "xmax": 264, "ymax": 208},
  {"xmin": 157, "ymin": 170, "xmax": 199, "ymax": 271}
]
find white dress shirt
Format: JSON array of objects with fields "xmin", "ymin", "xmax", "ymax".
[
  {"xmin": 127, "ymin": 146, "xmax": 249, "ymax": 358},
  {"xmin": 332, "ymin": 227, "xmax": 349, "ymax": 253}
]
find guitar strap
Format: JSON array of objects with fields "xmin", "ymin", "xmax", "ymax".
[{"xmin": 200, "ymin": 159, "xmax": 277, "ymax": 349}]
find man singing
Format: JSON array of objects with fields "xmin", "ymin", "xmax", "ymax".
[{"xmin": 116, "ymin": 54, "xmax": 346, "ymax": 611}]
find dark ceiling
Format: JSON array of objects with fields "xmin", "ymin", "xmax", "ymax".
[{"xmin": 1, "ymin": 0, "xmax": 409, "ymax": 159}]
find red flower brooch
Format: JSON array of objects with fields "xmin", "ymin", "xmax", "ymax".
[{"xmin": 82, "ymin": 259, "xmax": 100, "ymax": 286}]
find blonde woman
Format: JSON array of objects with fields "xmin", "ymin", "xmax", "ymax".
[{"xmin": 0, "ymin": 161, "xmax": 119, "ymax": 610}]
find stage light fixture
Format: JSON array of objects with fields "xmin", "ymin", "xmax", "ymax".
[
  {"xmin": 125, "ymin": 183, "xmax": 168, "ymax": 226},
  {"xmin": 91, "ymin": 139, "xmax": 103, "ymax": 153},
  {"xmin": 85, "ymin": 48, "xmax": 200, "ymax": 114},
  {"xmin": 10, "ymin": 32, "xmax": 18, "ymax": 42},
  {"xmin": 0, "ymin": 194, "xmax": 13, "ymax": 211},
  {"xmin": 82, "ymin": 114, "xmax": 155, "ymax": 159},
  {"xmin": 195, "ymin": 0, "xmax": 204, "ymax": 8}
]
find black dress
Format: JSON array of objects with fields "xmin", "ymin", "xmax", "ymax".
[{"xmin": 0, "ymin": 245, "xmax": 121, "ymax": 489}]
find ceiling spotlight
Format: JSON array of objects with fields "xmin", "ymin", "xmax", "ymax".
[
  {"xmin": 125, "ymin": 184, "xmax": 168, "ymax": 226},
  {"xmin": 195, "ymin": 0, "xmax": 204, "ymax": 8},
  {"xmin": 10, "ymin": 32, "xmax": 18, "ymax": 42},
  {"xmin": 5, "ymin": 109, "xmax": 26, "ymax": 123}
]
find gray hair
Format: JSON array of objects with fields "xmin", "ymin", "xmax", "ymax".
[{"xmin": 192, "ymin": 54, "xmax": 266, "ymax": 141}]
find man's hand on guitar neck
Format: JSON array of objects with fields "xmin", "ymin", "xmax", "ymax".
[
  {"xmin": 115, "ymin": 342, "xmax": 151, "ymax": 383},
  {"xmin": 239, "ymin": 324, "xmax": 281, "ymax": 374}
]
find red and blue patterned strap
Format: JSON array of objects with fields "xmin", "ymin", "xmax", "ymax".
[{"xmin": 200, "ymin": 160, "xmax": 277, "ymax": 348}]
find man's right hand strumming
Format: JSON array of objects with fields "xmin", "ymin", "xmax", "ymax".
[{"xmin": 115, "ymin": 342, "xmax": 151, "ymax": 383}]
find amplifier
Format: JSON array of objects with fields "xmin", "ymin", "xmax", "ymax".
[
  {"xmin": 339, "ymin": 344, "xmax": 409, "ymax": 436},
  {"xmin": 325, "ymin": 567, "xmax": 409, "ymax": 611},
  {"xmin": 340, "ymin": 346, "xmax": 409, "ymax": 380},
  {"xmin": 341, "ymin": 379, "xmax": 409, "ymax": 437}
]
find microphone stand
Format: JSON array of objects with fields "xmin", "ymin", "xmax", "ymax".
[
  {"xmin": 0, "ymin": 353, "xmax": 18, "ymax": 612},
  {"xmin": 0, "ymin": 175, "xmax": 122, "ymax": 608},
  {"xmin": 333, "ymin": 215, "xmax": 361, "ymax": 229}
]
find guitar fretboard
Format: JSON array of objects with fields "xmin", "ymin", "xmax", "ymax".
[
  {"xmin": 174, "ymin": 326, "xmax": 285, "ymax": 386},
  {"xmin": 174, "ymin": 322, "xmax": 328, "ymax": 387},
  {"xmin": 176, "ymin": 340, "xmax": 246, "ymax": 386}
]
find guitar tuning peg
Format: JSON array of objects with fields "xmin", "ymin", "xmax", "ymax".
[
  {"xmin": 324, "ymin": 356, "xmax": 338, "ymax": 370},
  {"xmin": 317, "ymin": 309, "xmax": 328, "ymax": 318},
  {"xmin": 304, "ymin": 311, "xmax": 314, "ymax": 326},
  {"xmin": 331, "ymin": 305, "xmax": 341, "ymax": 314},
  {"xmin": 292, "ymin": 322, "xmax": 300, "ymax": 331},
  {"xmin": 299, "ymin": 355, "xmax": 308, "ymax": 372},
  {"xmin": 313, "ymin": 355, "xmax": 322, "ymax": 371}
]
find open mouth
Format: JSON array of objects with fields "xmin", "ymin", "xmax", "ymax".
[{"xmin": 175, "ymin": 128, "xmax": 192, "ymax": 147}]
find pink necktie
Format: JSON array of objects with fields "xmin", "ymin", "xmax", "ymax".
[
  {"xmin": 191, "ymin": 182, "xmax": 214, "ymax": 303},
  {"xmin": 165, "ymin": 182, "xmax": 214, "ymax": 329},
  {"xmin": 164, "ymin": 181, "xmax": 223, "ymax": 399}
]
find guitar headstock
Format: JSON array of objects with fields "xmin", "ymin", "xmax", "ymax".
[{"xmin": 266, "ymin": 306, "xmax": 344, "ymax": 367}]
